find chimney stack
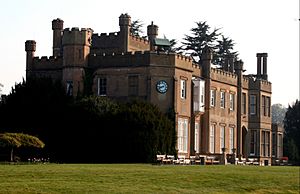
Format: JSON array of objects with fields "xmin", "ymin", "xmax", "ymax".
[{"xmin": 256, "ymin": 53, "xmax": 268, "ymax": 80}]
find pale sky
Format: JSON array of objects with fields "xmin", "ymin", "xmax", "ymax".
[{"xmin": 0, "ymin": 0, "xmax": 299, "ymax": 107}]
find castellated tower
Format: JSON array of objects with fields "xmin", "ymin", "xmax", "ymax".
[
  {"xmin": 25, "ymin": 40, "xmax": 36, "ymax": 78},
  {"xmin": 62, "ymin": 27, "xmax": 93, "ymax": 96},
  {"xmin": 52, "ymin": 18, "xmax": 64, "ymax": 57},
  {"xmin": 147, "ymin": 22, "xmax": 158, "ymax": 51},
  {"xmin": 119, "ymin": 13, "xmax": 131, "ymax": 52}
]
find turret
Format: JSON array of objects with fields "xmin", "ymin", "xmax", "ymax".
[
  {"xmin": 52, "ymin": 18, "xmax": 64, "ymax": 57},
  {"xmin": 25, "ymin": 40, "xmax": 36, "ymax": 78},
  {"xmin": 119, "ymin": 13, "xmax": 131, "ymax": 52},
  {"xmin": 147, "ymin": 22, "xmax": 158, "ymax": 51}
]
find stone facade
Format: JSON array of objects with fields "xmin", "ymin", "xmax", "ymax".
[{"xmin": 25, "ymin": 13, "xmax": 280, "ymax": 165}]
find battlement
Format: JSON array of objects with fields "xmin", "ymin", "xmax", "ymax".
[
  {"xmin": 176, "ymin": 54, "xmax": 193, "ymax": 62},
  {"xmin": 210, "ymin": 67, "xmax": 238, "ymax": 86},
  {"xmin": 32, "ymin": 56, "xmax": 62, "ymax": 69},
  {"xmin": 62, "ymin": 27, "xmax": 93, "ymax": 46},
  {"xmin": 93, "ymin": 32, "xmax": 120, "ymax": 38},
  {"xmin": 129, "ymin": 35, "xmax": 149, "ymax": 44},
  {"xmin": 211, "ymin": 67, "xmax": 237, "ymax": 78},
  {"xmin": 89, "ymin": 51, "xmax": 196, "ymax": 69},
  {"xmin": 247, "ymin": 75, "xmax": 272, "ymax": 92},
  {"xmin": 33, "ymin": 56, "xmax": 61, "ymax": 61}
]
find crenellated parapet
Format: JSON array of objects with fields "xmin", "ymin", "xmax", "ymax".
[
  {"xmin": 128, "ymin": 35, "xmax": 150, "ymax": 51},
  {"xmin": 32, "ymin": 56, "xmax": 62, "ymax": 69},
  {"xmin": 62, "ymin": 27, "xmax": 93, "ymax": 46},
  {"xmin": 210, "ymin": 67, "xmax": 238, "ymax": 86},
  {"xmin": 129, "ymin": 35, "xmax": 149, "ymax": 44},
  {"xmin": 88, "ymin": 51, "xmax": 196, "ymax": 70},
  {"xmin": 247, "ymin": 75, "xmax": 272, "ymax": 92}
]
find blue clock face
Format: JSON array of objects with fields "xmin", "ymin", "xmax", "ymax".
[{"xmin": 156, "ymin": 80, "xmax": 168, "ymax": 93}]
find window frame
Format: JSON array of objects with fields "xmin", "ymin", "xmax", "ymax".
[
  {"xmin": 220, "ymin": 91, "xmax": 225, "ymax": 109},
  {"xmin": 97, "ymin": 77, "xmax": 107, "ymax": 96}
]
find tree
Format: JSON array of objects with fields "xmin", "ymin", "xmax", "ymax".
[
  {"xmin": 272, "ymin": 103, "xmax": 287, "ymax": 125},
  {"xmin": 169, "ymin": 39, "xmax": 182, "ymax": 53},
  {"xmin": 180, "ymin": 21, "xmax": 219, "ymax": 63},
  {"xmin": 130, "ymin": 19, "xmax": 145, "ymax": 37},
  {"xmin": 212, "ymin": 35, "xmax": 238, "ymax": 67},
  {"xmin": 0, "ymin": 133, "xmax": 45, "ymax": 162},
  {"xmin": 283, "ymin": 100, "xmax": 300, "ymax": 164}
]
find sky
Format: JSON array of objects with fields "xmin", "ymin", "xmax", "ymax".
[{"xmin": 0, "ymin": 0, "xmax": 299, "ymax": 107}]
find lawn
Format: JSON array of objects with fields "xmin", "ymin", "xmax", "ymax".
[{"xmin": 0, "ymin": 164, "xmax": 298, "ymax": 194}]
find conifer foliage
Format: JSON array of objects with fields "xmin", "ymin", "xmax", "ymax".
[{"xmin": 283, "ymin": 100, "xmax": 300, "ymax": 164}]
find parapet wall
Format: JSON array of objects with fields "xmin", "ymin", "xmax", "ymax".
[
  {"xmin": 247, "ymin": 76, "xmax": 272, "ymax": 92},
  {"xmin": 174, "ymin": 54, "xmax": 194, "ymax": 72},
  {"xmin": 128, "ymin": 35, "xmax": 150, "ymax": 51},
  {"xmin": 62, "ymin": 28, "xmax": 93, "ymax": 46},
  {"xmin": 32, "ymin": 56, "xmax": 63, "ymax": 70},
  {"xmin": 210, "ymin": 68, "xmax": 237, "ymax": 86},
  {"xmin": 91, "ymin": 32, "xmax": 123, "ymax": 53},
  {"xmin": 88, "ymin": 51, "xmax": 194, "ymax": 69}
]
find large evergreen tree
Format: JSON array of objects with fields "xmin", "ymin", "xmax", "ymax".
[
  {"xmin": 130, "ymin": 19, "xmax": 145, "ymax": 37},
  {"xmin": 179, "ymin": 21, "xmax": 239, "ymax": 66},
  {"xmin": 212, "ymin": 35, "xmax": 238, "ymax": 67},
  {"xmin": 180, "ymin": 21, "xmax": 219, "ymax": 63},
  {"xmin": 283, "ymin": 100, "xmax": 300, "ymax": 164}
]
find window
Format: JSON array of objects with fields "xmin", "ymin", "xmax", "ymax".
[
  {"xmin": 210, "ymin": 89, "xmax": 216, "ymax": 107},
  {"xmin": 193, "ymin": 81, "xmax": 199, "ymax": 111},
  {"xmin": 220, "ymin": 126, "xmax": 225, "ymax": 153},
  {"xmin": 97, "ymin": 77, "xmax": 107, "ymax": 96},
  {"xmin": 195, "ymin": 123, "xmax": 199, "ymax": 153},
  {"xmin": 180, "ymin": 80, "xmax": 186, "ymax": 99},
  {"xmin": 210, "ymin": 124, "xmax": 215, "ymax": 153},
  {"xmin": 250, "ymin": 130, "xmax": 257, "ymax": 155},
  {"xmin": 265, "ymin": 131, "xmax": 270, "ymax": 157},
  {"xmin": 66, "ymin": 81, "xmax": 73, "ymax": 96},
  {"xmin": 250, "ymin": 95, "xmax": 257, "ymax": 115},
  {"xmin": 262, "ymin": 95, "xmax": 266, "ymax": 116},
  {"xmin": 128, "ymin": 75, "xmax": 139, "ymax": 96},
  {"xmin": 193, "ymin": 79, "xmax": 205, "ymax": 112},
  {"xmin": 266, "ymin": 97, "xmax": 270, "ymax": 117},
  {"xmin": 178, "ymin": 118, "xmax": 188, "ymax": 153},
  {"xmin": 200, "ymin": 83, "xmax": 205, "ymax": 105},
  {"xmin": 261, "ymin": 131, "xmax": 270, "ymax": 157},
  {"xmin": 220, "ymin": 91, "xmax": 225, "ymax": 109},
  {"xmin": 229, "ymin": 127, "xmax": 234, "ymax": 154},
  {"xmin": 262, "ymin": 95, "xmax": 270, "ymax": 117},
  {"xmin": 242, "ymin": 93, "xmax": 246, "ymax": 114},
  {"xmin": 272, "ymin": 132, "xmax": 276, "ymax": 157},
  {"xmin": 230, "ymin": 93, "xmax": 234, "ymax": 111},
  {"xmin": 278, "ymin": 134, "xmax": 283, "ymax": 158}
]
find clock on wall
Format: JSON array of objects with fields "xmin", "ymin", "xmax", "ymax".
[{"xmin": 156, "ymin": 80, "xmax": 168, "ymax": 94}]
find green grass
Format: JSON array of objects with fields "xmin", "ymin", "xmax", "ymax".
[{"xmin": 0, "ymin": 164, "xmax": 298, "ymax": 194}]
